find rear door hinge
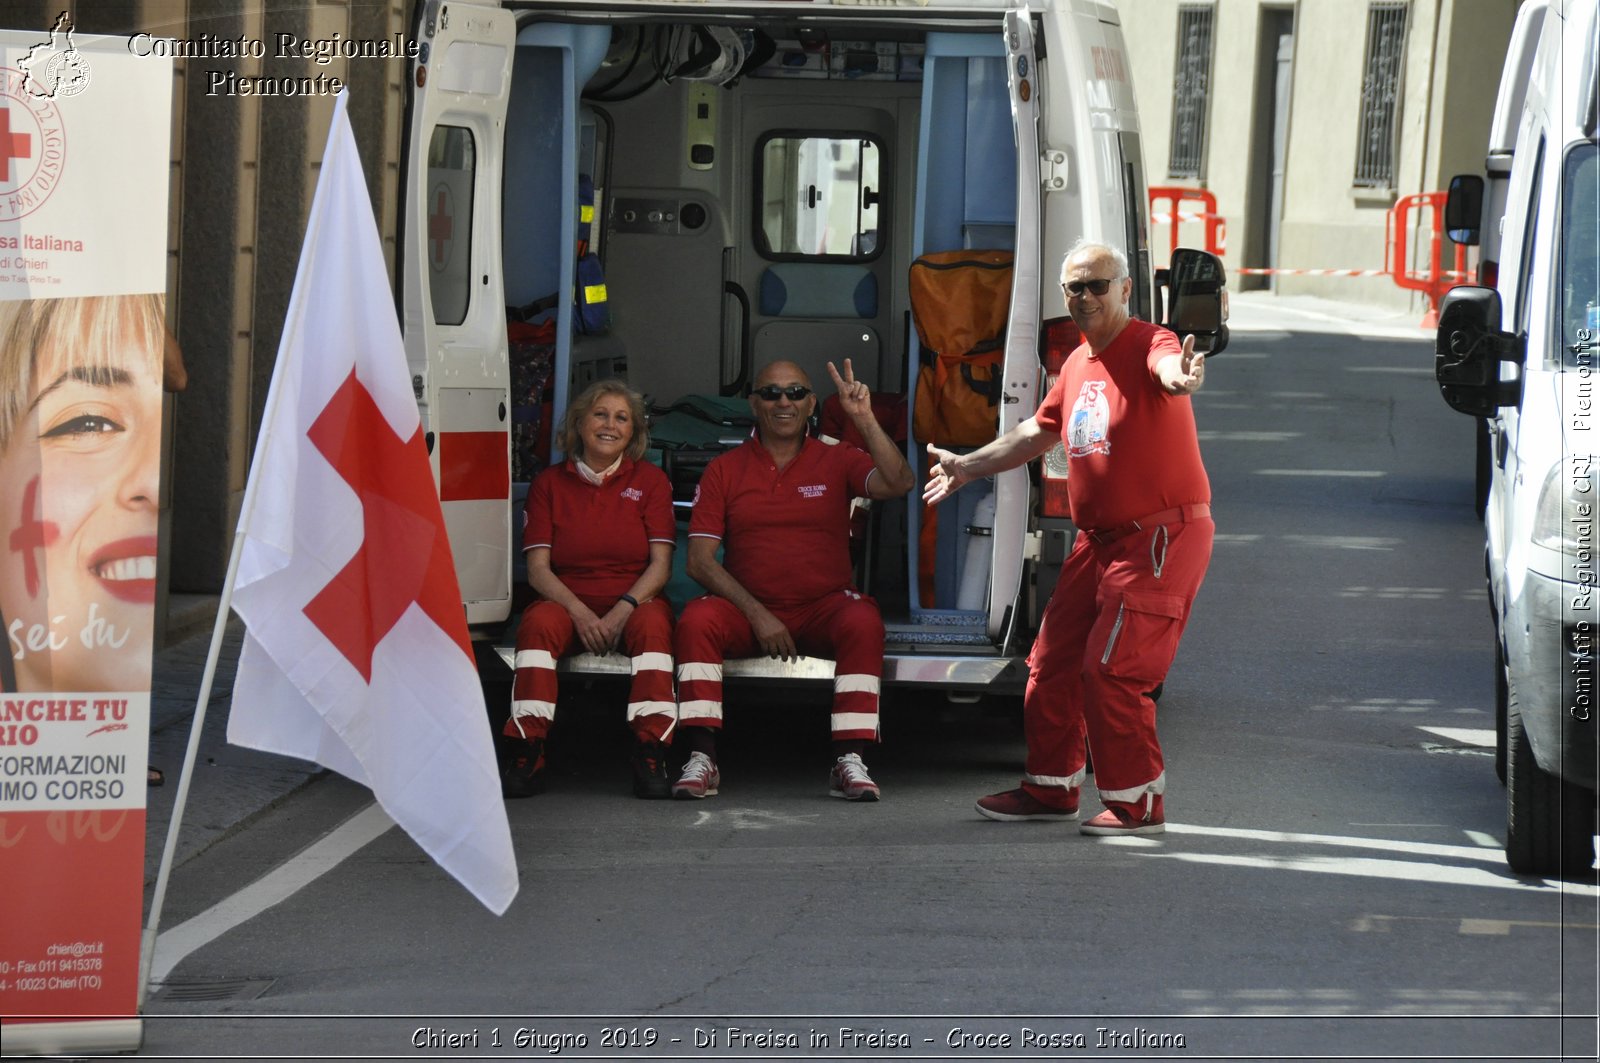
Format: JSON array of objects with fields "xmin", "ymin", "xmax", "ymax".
[{"xmin": 1041, "ymin": 149, "xmax": 1068, "ymax": 191}]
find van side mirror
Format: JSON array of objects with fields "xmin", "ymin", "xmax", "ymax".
[
  {"xmin": 1434, "ymin": 285, "xmax": 1524, "ymax": 417},
  {"xmin": 1445, "ymin": 174, "xmax": 1484, "ymax": 247},
  {"xmin": 1163, "ymin": 247, "xmax": 1229, "ymax": 355}
]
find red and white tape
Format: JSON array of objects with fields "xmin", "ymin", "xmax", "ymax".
[
  {"xmin": 1235, "ymin": 267, "xmax": 1387, "ymax": 276},
  {"xmin": 1235, "ymin": 267, "xmax": 1472, "ymax": 278}
]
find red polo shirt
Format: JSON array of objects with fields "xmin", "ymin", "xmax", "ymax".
[
  {"xmin": 1033, "ymin": 318, "xmax": 1210, "ymax": 531},
  {"xmin": 689, "ymin": 435, "xmax": 877, "ymax": 609},
  {"xmin": 523, "ymin": 457, "xmax": 676, "ymax": 599}
]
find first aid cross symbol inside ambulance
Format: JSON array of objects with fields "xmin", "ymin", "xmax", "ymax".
[
  {"xmin": 428, "ymin": 185, "xmax": 453, "ymax": 270},
  {"xmin": 301, "ymin": 370, "xmax": 471, "ymax": 681}
]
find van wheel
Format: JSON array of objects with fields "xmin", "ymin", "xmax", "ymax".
[
  {"xmin": 1505, "ymin": 702, "xmax": 1596, "ymax": 877},
  {"xmin": 1494, "ymin": 638, "xmax": 1508, "ymax": 784}
]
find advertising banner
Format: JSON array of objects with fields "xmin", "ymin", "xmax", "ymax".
[{"xmin": 0, "ymin": 16, "xmax": 171, "ymax": 1055}]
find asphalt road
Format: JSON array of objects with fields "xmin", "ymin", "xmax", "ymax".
[{"xmin": 135, "ymin": 295, "xmax": 1599, "ymax": 1062}]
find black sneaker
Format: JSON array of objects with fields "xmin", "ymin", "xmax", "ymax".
[
  {"xmin": 630, "ymin": 741, "xmax": 672, "ymax": 799},
  {"xmin": 500, "ymin": 737, "xmax": 546, "ymax": 799}
]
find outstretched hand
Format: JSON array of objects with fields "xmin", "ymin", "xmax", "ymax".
[
  {"xmin": 827, "ymin": 358, "xmax": 872, "ymax": 419},
  {"xmin": 923, "ymin": 443, "xmax": 968, "ymax": 506},
  {"xmin": 1163, "ymin": 334, "xmax": 1205, "ymax": 395}
]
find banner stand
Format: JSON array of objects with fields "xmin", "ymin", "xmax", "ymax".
[
  {"xmin": 0, "ymin": 23, "xmax": 171, "ymax": 1056},
  {"xmin": 1, "ymin": 1019, "xmax": 142, "ymax": 1056}
]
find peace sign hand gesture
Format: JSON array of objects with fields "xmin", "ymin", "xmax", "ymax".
[{"xmin": 827, "ymin": 358, "xmax": 872, "ymax": 420}]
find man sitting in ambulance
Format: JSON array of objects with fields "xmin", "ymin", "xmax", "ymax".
[{"xmin": 672, "ymin": 359, "xmax": 915, "ymax": 801}]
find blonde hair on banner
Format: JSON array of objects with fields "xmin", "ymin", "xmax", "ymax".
[
  {"xmin": 557, "ymin": 378, "xmax": 650, "ymax": 463},
  {"xmin": 0, "ymin": 294, "xmax": 167, "ymax": 451}
]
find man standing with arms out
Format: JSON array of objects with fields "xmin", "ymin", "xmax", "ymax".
[
  {"xmin": 674, "ymin": 358, "xmax": 915, "ymax": 801},
  {"xmin": 924, "ymin": 240, "xmax": 1210, "ymax": 834}
]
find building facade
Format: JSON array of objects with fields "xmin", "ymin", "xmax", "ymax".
[{"xmin": 1119, "ymin": 0, "xmax": 1521, "ymax": 307}]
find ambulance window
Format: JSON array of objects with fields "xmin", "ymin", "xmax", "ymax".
[
  {"xmin": 426, "ymin": 125, "xmax": 476, "ymax": 326},
  {"xmin": 755, "ymin": 133, "xmax": 883, "ymax": 260},
  {"xmin": 1560, "ymin": 143, "xmax": 1599, "ymax": 367},
  {"xmin": 1513, "ymin": 139, "xmax": 1544, "ymax": 341}
]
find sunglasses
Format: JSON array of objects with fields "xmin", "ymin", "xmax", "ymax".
[
  {"xmin": 752, "ymin": 384, "xmax": 813, "ymax": 402},
  {"xmin": 1064, "ymin": 277, "xmax": 1118, "ymax": 297}
]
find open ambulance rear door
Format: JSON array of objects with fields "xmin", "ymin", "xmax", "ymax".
[{"xmin": 401, "ymin": 1, "xmax": 517, "ymax": 625}]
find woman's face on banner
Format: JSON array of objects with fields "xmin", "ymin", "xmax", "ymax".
[{"xmin": 0, "ymin": 307, "xmax": 163, "ymax": 692}]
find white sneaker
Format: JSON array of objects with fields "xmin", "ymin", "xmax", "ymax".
[
  {"xmin": 672, "ymin": 751, "xmax": 720, "ymax": 799},
  {"xmin": 829, "ymin": 753, "xmax": 881, "ymax": 801}
]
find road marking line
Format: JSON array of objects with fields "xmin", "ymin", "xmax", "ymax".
[
  {"xmin": 1464, "ymin": 830, "xmax": 1500, "ymax": 848},
  {"xmin": 1352, "ymin": 913, "xmax": 1600, "ymax": 934},
  {"xmin": 1256, "ymin": 468, "xmax": 1387, "ymax": 477},
  {"xmin": 1347, "ymin": 366, "xmax": 1435, "ymax": 375},
  {"xmin": 1284, "ymin": 534, "xmax": 1401, "ymax": 550},
  {"xmin": 1197, "ymin": 430, "xmax": 1306, "ymax": 441},
  {"xmin": 150, "ymin": 802, "xmax": 393, "ymax": 984},
  {"xmin": 1166, "ymin": 822, "xmax": 1506, "ymax": 862},
  {"xmin": 1459, "ymin": 918, "xmax": 1512, "ymax": 935},
  {"xmin": 1418, "ymin": 726, "xmax": 1495, "ymax": 746},
  {"xmin": 1149, "ymin": 850, "xmax": 1600, "ymax": 894}
]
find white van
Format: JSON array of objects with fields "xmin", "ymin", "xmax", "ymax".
[
  {"xmin": 398, "ymin": 0, "xmax": 1225, "ymax": 699},
  {"xmin": 1434, "ymin": 0, "xmax": 1598, "ymax": 876}
]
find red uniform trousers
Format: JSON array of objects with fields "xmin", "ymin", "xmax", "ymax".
[
  {"xmin": 1021, "ymin": 517, "xmax": 1212, "ymax": 815},
  {"xmin": 506, "ymin": 596, "xmax": 676, "ymax": 744},
  {"xmin": 675, "ymin": 590, "xmax": 883, "ymax": 741}
]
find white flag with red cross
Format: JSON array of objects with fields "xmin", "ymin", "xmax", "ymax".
[{"xmin": 226, "ymin": 92, "xmax": 517, "ymax": 916}]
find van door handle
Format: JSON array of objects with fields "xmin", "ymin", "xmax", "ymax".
[{"xmin": 1492, "ymin": 421, "xmax": 1508, "ymax": 469}]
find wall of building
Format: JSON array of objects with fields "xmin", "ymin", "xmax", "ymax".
[{"xmin": 1119, "ymin": 0, "xmax": 1519, "ymax": 309}]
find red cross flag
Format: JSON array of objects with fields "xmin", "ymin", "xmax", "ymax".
[{"xmin": 226, "ymin": 92, "xmax": 517, "ymax": 915}]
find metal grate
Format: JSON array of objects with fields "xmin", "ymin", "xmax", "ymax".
[
  {"xmin": 1168, "ymin": 4, "xmax": 1215, "ymax": 179},
  {"xmin": 152, "ymin": 978, "xmax": 275, "ymax": 1004},
  {"xmin": 1354, "ymin": 1, "xmax": 1410, "ymax": 188}
]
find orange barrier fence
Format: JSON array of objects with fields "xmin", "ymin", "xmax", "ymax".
[
  {"xmin": 1148, "ymin": 186, "xmax": 1226, "ymax": 258},
  {"xmin": 1163, "ymin": 186, "xmax": 1471, "ymax": 328},
  {"xmin": 1386, "ymin": 191, "xmax": 1469, "ymax": 328}
]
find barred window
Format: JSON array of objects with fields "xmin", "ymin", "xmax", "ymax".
[
  {"xmin": 1354, "ymin": 1, "xmax": 1409, "ymax": 188},
  {"xmin": 1168, "ymin": 4, "xmax": 1214, "ymax": 179}
]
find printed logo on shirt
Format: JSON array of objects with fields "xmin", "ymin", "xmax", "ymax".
[
  {"xmin": 1067, "ymin": 380, "xmax": 1111, "ymax": 458},
  {"xmin": 621, "ymin": 487, "xmax": 644, "ymax": 502},
  {"xmin": 798, "ymin": 484, "xmax": 828, "ymax": 499}
]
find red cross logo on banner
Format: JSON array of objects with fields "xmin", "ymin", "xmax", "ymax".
[
  {"xmin": 301, "ymin": 370, "xmax": 470, "ymax": 682},
  {"xmin": 8, "ymin": 476, "xmax": 58, "ymax": 597},
  {"xmin": 0, "ymin": 108, "xmax": 33, "ymax": 183},
  {"xmin": 428, "ymin": 185, "xmax": 454, "ymax": 271}
]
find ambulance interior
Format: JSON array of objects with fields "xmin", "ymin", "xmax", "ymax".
[{"xmin": 484, "ymin": 10, "xmax": 1033, "ymax": 650}]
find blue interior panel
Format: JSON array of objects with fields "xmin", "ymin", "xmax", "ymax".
[{"xmin": 911, "ymin": 31, "xmax": 1018, "ymax": 616}]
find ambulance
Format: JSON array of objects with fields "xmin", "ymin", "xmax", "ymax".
[
  {"xmin": 1434, "ymin": 0, "xmax": 1597, "ymax": 876},
  {"xmin": 398, "ymin": 0, "xmax": 1226, "ymax": 700}
]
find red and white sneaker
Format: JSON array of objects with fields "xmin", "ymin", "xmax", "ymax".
[
  {"xmin": 1080, "ymin": 794, "xmax": 1165, "ymax": 835},
  {"xmin": 828, "ymin": 753, "xmax": 881, "ymax": 801},
  {"xmin": 975, "ymin": 787, "xmax": 1079, "ymax": 822},
  {"xmin": 672, "ymin": 751, "xmax": 720, "ymax": 799}
]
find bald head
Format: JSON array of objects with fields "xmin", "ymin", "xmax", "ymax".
[
  {"xmin": 749, "ymin": 360, "xmax": 817, "ymax": 447},
  {"xmin": 754, "ymin": 360, "xmax": 812, "ymax": 390}
]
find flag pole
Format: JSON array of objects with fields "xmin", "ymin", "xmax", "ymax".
[
  {"xmin": 136, "ymin": 521, "xmax": 249, "ymax": 1006},
  {"xmin": 138, "ymin": 91, "xmax": 349, "ymax": 1006}
]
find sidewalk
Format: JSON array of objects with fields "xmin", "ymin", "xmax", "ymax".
[
  {"xmin": 1226, "ymin": 290, "xmax": 1435, "ymax": 341},
  {"xmin": 143, "ymin": 604, "xmax": 321, "ymax": 887}
]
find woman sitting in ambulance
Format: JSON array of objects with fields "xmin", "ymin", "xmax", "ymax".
[{"xmin": 501, "ymin": 379, "xmax": 678, "ymax": 799}]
